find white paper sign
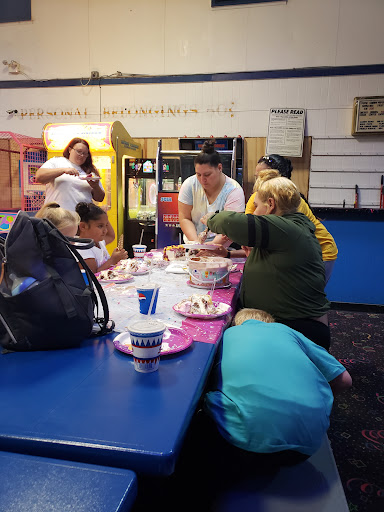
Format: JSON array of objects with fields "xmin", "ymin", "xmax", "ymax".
[{"xmin": 266, "ymin": 108, "xmax": 306, "ymax": 157}]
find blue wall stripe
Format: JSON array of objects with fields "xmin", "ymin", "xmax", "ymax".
[{"xmin": 1, "ymin": 64, "xmax": 383, "ymax": 89}]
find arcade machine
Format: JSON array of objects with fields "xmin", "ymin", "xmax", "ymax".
[
  {"xmin": 155, "ymin": 137, "xmax": 243, "ymax": 248},
  {"xmin": 124, "ymin": 158, "xmax": 158, "ymax": 257},
  {"xmin": 42, "ymin": 122, "xmax": 142, "ymax": 252},
  {"xmin": 124, "ymin": 155, "xmax": 185, "ymax": 255}
]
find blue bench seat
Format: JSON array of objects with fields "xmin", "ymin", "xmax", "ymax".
[{"xmin": 0, "ymin": 451, "xmax": 137, "ymax": 511}]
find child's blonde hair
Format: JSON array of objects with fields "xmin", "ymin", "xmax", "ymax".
[
  {"xmin": 35, "ymin": 202, "xmax": 80, "ymax": 232},
  {"xmin": 254, "ymin": 172, "xmax": 300, "ymax": 215},
  {"xmin": 234, "ymin": 308, "xmax": 275, "ymax": 325}
]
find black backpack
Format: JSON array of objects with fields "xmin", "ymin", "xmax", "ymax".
[{"xmin": 0, "ymin": 211, "xmax": 113, "ymax": 351}]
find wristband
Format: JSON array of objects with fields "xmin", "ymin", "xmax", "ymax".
[{"xmin": 225, "ymin": 249, "xmax": 231, "ymax": 258}]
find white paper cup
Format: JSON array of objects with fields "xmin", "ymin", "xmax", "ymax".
[
  {"xmin": 132, "ymin": 244, "xmax": 147, "ymax": 258},
  {"xmin": 128, "ymin": 319, "xmax": 166, "ymax": 373}
]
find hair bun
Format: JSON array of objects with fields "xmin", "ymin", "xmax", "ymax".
[
  {"xmin": 202, "ymin": 139, "xmax": 216, "ymax": 154},
  {"xmin": 75, "ymin": 202, "xmax": 89, "ymax": 216}
]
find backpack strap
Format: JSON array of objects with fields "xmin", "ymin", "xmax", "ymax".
[
  {"xmin": 69, "ymin": 245, "xmax": 112, "ymax": 335},
  {"xmin": 0, "ymin": 235, "xmax": 5, "ymax": 257},
  {"xmin": 48, "ymin": 228, "xmax": 95, "ymax": 251},
  {"xmin": 34, "ymin": 221, "xmax": 53, "ymax": 259},
  {"xmin": 0, "ymin": 262, "xmax": 5, "ymax": 286}
]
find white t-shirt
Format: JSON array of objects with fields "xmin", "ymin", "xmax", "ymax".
[
  {"xmin": 40, "ymin": 157, "xmax": 105, "ymax": 212},
  {"xmin": 178, "ymin": 174, "xmax": 245, "ymax": 239},
  {"xmin": 79, "ymin": 240, "xmax": 110, "ymax": 268}
]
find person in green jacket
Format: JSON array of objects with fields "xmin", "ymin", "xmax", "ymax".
[{"xmin": 202, "ymin": 174, "xmax": 331, "ymax": 349}]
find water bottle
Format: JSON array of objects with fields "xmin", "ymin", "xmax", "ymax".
[
  {"xmin": 10, "ymin": 274, "xmax": 39, "ymax": 296},
  {"xmin": 80, "ymin": 269, "xmax": 89, "ymax": 285}
]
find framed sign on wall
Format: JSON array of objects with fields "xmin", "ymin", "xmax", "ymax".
[
  {"xmin": 266, "ymin": 108, "xmax": 306, "ymax": 157},
  {"xmin": 352, "ymin": 96, "xmax": 384, "ymax": 135}
]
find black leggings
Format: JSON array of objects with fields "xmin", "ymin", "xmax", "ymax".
[{"xmin": 277, "ymin": 318, "xmax": 331, "ymax": 350}]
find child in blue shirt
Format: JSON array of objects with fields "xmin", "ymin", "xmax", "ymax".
[{"xmin": 204, "ymin": 308, "xmax": 352, "ymax": 464}]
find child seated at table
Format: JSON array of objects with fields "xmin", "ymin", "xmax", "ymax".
[
  {"xmin": 35, "ymin": 202, "xmax": 80, "ymax": 237},
  {"xmin": 203, "ymin": 308, "xmax": 352, "ymax": 469},
  {"xmin": 75, "ymin": 202, "xmax": 127, "ymax": 273}
]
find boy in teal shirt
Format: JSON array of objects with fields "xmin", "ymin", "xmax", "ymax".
[{"xmin": 204, "ymin": 308, "xmax": 352, "ymax": 463}]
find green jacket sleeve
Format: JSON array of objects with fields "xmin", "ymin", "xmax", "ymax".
[
  {"xmin": 207, "ymin": 211, "xmax": 253, "ymax": 247},
  {"xmin": 207, "ymin": 210, "xmax": 307, "ymax": 249}
]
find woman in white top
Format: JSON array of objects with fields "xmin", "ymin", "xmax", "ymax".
[
  {"xmin": 36, "ymin": 138, "xmax": 105, "ymax": 212},
  {"xmin": 178, "ymin": 139, "xmax": 245, "ymax": 244}
]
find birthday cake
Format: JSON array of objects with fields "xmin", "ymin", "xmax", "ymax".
[
  {"xmin": 163, "ymin": 245, "xmax": 186, "ymax": 261},
  {"xmin": 187, "ymin": 256, "xmax": 232, "ymax": 288}
]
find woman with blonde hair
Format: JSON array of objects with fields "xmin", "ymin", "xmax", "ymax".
[
  {"xmin": 246, "ymin": 154, "xmax": 338, "ymax": 283},
  {"xmin": 202, "ymin": 174, "xmax": 331, "ymax": 349}
]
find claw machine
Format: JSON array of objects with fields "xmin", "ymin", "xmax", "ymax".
[
  {"xmin": 42, "ymin": 122, "xmax": 142, "ymax": 252},
  {"xmin": 124, "ymin": 158, "xmax": 157, "ymax": 257}
]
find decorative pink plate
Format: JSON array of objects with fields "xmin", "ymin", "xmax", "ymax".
[
  {"xmin": 113, "ymin": 327, "xmax": 193, "ymax": 355},
  {"xmin": 173, "ymin": 301, "xmax": 232, "ymax": 319},
  {"xmin": 78, "ymin": 175, "xmax": 101, "ymax": 181}
]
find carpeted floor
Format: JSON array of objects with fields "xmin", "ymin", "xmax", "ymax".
[{"xmin": 328, "ymin": 309, "xmax": 384, "ymax": 512}]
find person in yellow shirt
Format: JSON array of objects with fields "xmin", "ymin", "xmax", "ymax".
[{"xmin": 245, "ymin": 155, "xmax": 337, "ymax": 284}]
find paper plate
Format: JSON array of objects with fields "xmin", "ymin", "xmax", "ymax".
[
  {"xmin": 78, "ymin": 175, "xmax": 101, "ymax": 181},
  {"xmin": 130, "ymin": 268, "xmax": 149, "ymax": 275},
  {"xmin": 173, "ymin": 301, "xmax": 232, "ymax": 320},
  {"xmin": 113, "ymin": 327, "xmax": 193, "ymax": 355},
  {"xmin": 165, "ymin": 263, "xmax": 188, "ymax": 274},
  {"xmin": 97, "ymin": 275, "xmax": 134, "ymax": 284},
  {"xmin": 186, "ymin": 280, "xmax": 232, "ymax": 290},
  {"xmin": 182, "ymin": 243, "xmax": 221, "ymax": 251}
]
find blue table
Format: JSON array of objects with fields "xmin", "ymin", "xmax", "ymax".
[
  {"xmin": 0, "ymin": 336, "xmax": 217, "ymax": 476},
  {"xmin": 0, "ymin": 451, "xmax": 137, "ymax": 512}
]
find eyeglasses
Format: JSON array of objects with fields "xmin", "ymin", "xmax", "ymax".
[{"xmin": 71, "ymin": 147, "xmax": 88, "ymax": 157}]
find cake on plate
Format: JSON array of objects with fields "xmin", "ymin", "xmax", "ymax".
[
  {"xmin": 115, "ymin": 258, "xmax": 140, "ymax": 273},
  {"xmin": 190, "ymin": 294, "xmax": 216, "ymax": 315},
  {"xmin": 176, "ymin": 294, "xmax": 217, "ymax": 315},
  {"xmin": 163, "ymin": 245, "xmax": 186, "ymax": 261},
  {"xmin": 98, "ymin": 269, "xmax": 132, "ymax": 281}
]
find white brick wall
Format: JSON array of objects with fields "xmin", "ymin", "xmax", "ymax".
[{"xmin": 308, "ymin": 137, "xmax": 384, "ymax": 208}]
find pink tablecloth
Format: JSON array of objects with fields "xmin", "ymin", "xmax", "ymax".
[{"xmin": 180, "ymin": 265, "xmax": 243, "ymax": 344}]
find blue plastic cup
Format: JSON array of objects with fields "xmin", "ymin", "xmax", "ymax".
[{"xmin": 136, "ymin": 284, "xmax": 160, "ymax": 315}]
